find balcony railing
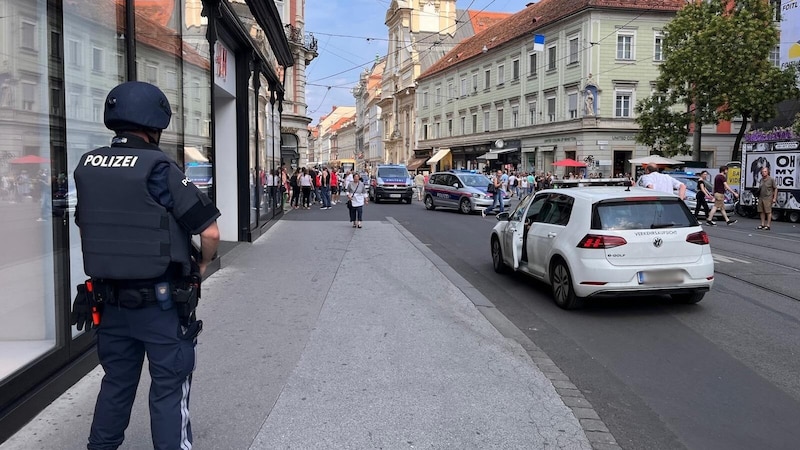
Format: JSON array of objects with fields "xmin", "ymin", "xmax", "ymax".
[{"xmin": 285, "ymin": 25, "xmax": 318, "ymax": 53}]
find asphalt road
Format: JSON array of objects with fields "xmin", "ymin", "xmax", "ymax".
[{"xmin": 350, "ymin": 197, "xmax": 800, "ymax": 450}]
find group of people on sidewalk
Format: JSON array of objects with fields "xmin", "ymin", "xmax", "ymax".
[
  {"xmin": 284, "ymin": 165, "xmax": 370, "ymax": 228},
  {"xmin": 641, "ymin": 163, "xmax": 779, "ymax": 230}
]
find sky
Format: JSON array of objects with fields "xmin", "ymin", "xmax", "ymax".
[{"xmin": 304, "ymin": 0, "xmax": 535, "ymax": 125}]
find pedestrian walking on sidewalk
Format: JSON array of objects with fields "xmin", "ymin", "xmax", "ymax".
[
  {"xmin": 707, "ymin": 165, "xmax": 739, "ymax": 226},
  {"xmin": 330, "ymin": 169, "xmax": 339, "ymax": 205},
  {"xmin": 289, "ymin": 168, "xmax": 300, "ymax": 209},
  {"xmin": 319, "ymin": 166, "xmax": 332, "ymax": 209},
  {"xmin": 299, "ymin": 167, "xmax": 313, "ymax": 209},
  {"xmin": 346, "ymin": 173, "xmax": 368, "ymax": 228},
  {"xmin": 756, "ymin": 166, "xmax": 778, "ymax": 230},
  {"xmin": 70, "ymin": 81, "xmax": 220, "ymax": 450}
]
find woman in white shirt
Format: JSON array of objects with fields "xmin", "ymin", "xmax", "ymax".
[
  {"xmin": 346, "ymin": 173, "xmax": 368, "ymax": 228},
  {"xmin": 299, "ymin": 168, "xmax": 313, "ymax": 209}
]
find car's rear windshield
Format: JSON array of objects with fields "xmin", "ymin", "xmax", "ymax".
[
  {"xmin": 378, "ymin": 168, "xmax": 409, "ymax": 178},
  {"xmin": 592, "ymin": 199, "xmax": 695, "ymax": 230},
  {"xmin": 461, "ymin": 174, "xmax": 491, "ymax": 187}
]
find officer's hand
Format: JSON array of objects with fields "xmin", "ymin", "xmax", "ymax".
[{"xmin": 70, "ymin": 284, "xmax": 93, "ymax": 331}]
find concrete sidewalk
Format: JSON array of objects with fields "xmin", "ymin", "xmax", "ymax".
[{"xmin": 2, "ymin": 216, "xmax": 601, "ymax": 449}]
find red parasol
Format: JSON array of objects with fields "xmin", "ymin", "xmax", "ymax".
[
  {"xmin": 552, "ymin": 158, "xmax": 587, "ymax": 167},
  {"xmin": 9, "ymin": 155, "xmax": 50, "ymax": 164}
]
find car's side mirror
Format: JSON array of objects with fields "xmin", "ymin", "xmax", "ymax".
[{"xmin": 496, "ymin": 211, "xmax": 510, "ymax": 221}]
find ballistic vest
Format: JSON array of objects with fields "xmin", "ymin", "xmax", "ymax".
[{"xmin": 74, "ymin": 145, "xmax": 191, "ymax": 280}]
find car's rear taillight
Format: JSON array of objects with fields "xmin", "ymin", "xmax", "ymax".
[
  {"xmin": 686, "ymin": 231, "xmax": 709, "ymax": 245},
  {"xmin": 577, "ymin": 234, "xmax": 627, "ymax": 249}
]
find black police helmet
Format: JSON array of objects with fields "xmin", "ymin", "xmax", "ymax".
[{"xmin": 104, "ymin": 81, "xmax": 172, "ymax": 132}]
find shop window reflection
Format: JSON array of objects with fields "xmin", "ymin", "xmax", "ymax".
[{"xmin": 0, "ymin": 0, "xmax": 58, "ymax": 382}]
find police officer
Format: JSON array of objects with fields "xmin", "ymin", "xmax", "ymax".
[{"xmin": 70, "ymin": 81, "xmax": 220, "ymax": 450}]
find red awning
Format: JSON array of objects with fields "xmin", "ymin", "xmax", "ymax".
[{"xmin": 9, "ymin": 155, "xmax": 50, "ymax": 164}]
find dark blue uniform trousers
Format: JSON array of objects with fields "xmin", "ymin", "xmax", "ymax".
[{"xmin": 88, "ymin": 302, "xmax": 196, "ymax": 450}]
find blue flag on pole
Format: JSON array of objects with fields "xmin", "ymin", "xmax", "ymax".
[{"xmin": 533, "ymin": 34, "xmax": 545, "ymax": 52}]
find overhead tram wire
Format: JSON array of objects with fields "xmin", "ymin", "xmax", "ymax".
[
  {"xmin": 311, "ymin": 1, "xmax": 659, "ymax": 107},
  {"xmin": 307, "ymin": 0, "xmax": 484, "ymax": 86}
]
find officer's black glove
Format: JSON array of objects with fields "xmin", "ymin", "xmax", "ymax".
[{"xmin": 70, "ymin": 284, "xmax": 93, "ymax": 331}]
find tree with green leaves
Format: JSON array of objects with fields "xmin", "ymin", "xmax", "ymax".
[{"xmin": 635, "ymin": 0, "xmax": 799, "ymax": 161}]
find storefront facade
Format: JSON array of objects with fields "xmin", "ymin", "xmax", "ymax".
[{"xmin": 0, "ymin": 0, "xmax": 291, "ymax": 440}]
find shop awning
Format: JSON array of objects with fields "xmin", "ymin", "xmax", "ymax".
[
  {"xmin": 477, "ymin": 148, "xmax": 518, "ymax": 160},
  {"xmin": 184, "ymin": 146, "xmax": 209, "ymax": 163},
  {"xmin": 407, "ymin": 157, "xmax": 429, "ymax": 170},
  {"xmin": 427, "ymin": 148, "xmax": 451, "ymax": 164}
]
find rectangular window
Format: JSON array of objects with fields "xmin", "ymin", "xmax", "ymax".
[
  {"xmin": 68, "ymin": 93, "xmax": 81, "ymax": 119},
  {"xmin": 568, "ymin": 92, "xmax": 578, "ymax": 118},
  {"xmin": 21, "ymin": 21, "xmax": 36, "ymax": 50},
  {"xmin": 568, "ymin": 37, "xmax": 579, "ymax": 64},
  {"xmin": 448, "ymin": 82, "xmax": 454, "ymax": 101},
  {"xmin": 460, "ymin": 77, "xmax": 467, "ymax": 96},
  {"xmin": 435, "ymin": 122, "xmax": 440, "ymax": 138},
  {"xmin": 423, "ymin": 123, "xmax": 429, "ymax": 139},
  {"xmin": 448, "ymin": 118, "xmax": 453, "ymax": 136},
  {"xmin": 617, "ymin": 33, "xmax": 634, "ymax": 60},
  {"xmin": 512, "ymin": 59, "xmax": 520, "ymax": 80},
  {"xmin": 460, "ymin": 116, "xmax": 466, "ymax": 134},
  {"xmin": 770, "ymin": 45, "xmax": 780, "ymax": 67},
  {"xmin": 92, "ymin": 47, "xmax": 104, "ymax": 72},
  {"xmin": 68, "ymin": 39, "xmax": 81, "ymax": 66},
  {"xmin": 93, "ymin": 100, "xmax": 104, "ymax": 122},
  {"xmin": 50, "ymin": 30, "xmax": 62, "ymax": 59},
  {"xmin": 472, "ymin": 113, "xmax": 478, "ymax": 132},
  {"xmin": 528, "ymin": 101, "xmax": 537, "ymax": 125},
  {"xmin": 422, "ymin": 91, "xmax": 429, "ymax": 107},
  {"xmin": 512, "ymin": 105, "xmax": 519, "ymax": 128},
  {"xmin": 21, "ymin": 83, "xmax": 35, "ymax": 111},
  {"xmin": 484, "ymin": 69, "xmax": 491, "ymax": 90},
  {"xmin": 547, "ymin": 45, "xmax": 557, "ymax": 70},
  {"xmin": 497, "ymin": 65, "xmax": 505, "ymax": 85},
  {"xmin": 50, "ymin": 85, "xmax": 62, "ymax": 116},
  {"xmin": 654, "ymin": 34, "xmax": 664, "ymax": 61},
  {"xmin": 146, "ymin": 65, "xmax": 158, "ymax": 84},
  {"xmin": 529, "ymin": 53, "xmax": 538, "ymax": 76},
  {"xmin": 166, "ymin": 70, "xmax": 178, "ymax": 90},
  {"xmin": 547, "ymin": 96, "xmax": 556, "ymax": 122},
  {"xmin": 483, "ymin": 110, "xmax": 490, "ymax": 131},
  {"xmin": 435, "ymin": 87, "xmax": 441, "ymax": 105},
  {"xmin": 472, "ymin": 73, "xmax": 478, "ymax": 93},
  {"xmin": 615, "ymin": 91, "xmax": 633, "ymax": 117},
  {"xmin": 497, "ymin": 108, "xmax": 504, "ymax": 130}
]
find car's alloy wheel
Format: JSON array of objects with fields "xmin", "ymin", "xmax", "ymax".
[
  {"xmin": 459, "ymin": 198, "xmax": 472, "ymax": 214},
  {"xmin": 551, "ymin": 261, "xmax": 583, "ymax": 310},
  {"xmin": 491, "ymin": 237, "xmax": 507, "ymax": 273},
  {"xmin": 424, "ymin": 196, "xmax": 435, "ymax": 210}
]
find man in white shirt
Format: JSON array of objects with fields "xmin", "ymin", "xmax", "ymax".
[{"xmin": 639, "ymin": 164, "xmax": 686, "ymax": 200}]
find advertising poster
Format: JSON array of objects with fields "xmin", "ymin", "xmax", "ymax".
[
  {"xmin": 780, "ymin": 0, "xmax": 800, "ymax": 70},
  {"xmin": 744, "ymin": 151, "xmax": 799, "ymax": 189}
]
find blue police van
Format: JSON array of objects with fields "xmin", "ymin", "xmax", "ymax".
[{"xmin": 369, "ymin": 164, "xmax": 414, "ymax": 203}]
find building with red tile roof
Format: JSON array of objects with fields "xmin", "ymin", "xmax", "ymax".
[{"xmin": 414, "ymin": 0, "xmax": 740, "ymax": 177}]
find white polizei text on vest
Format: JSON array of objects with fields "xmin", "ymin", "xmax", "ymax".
[{"xmin": 83, "ymin": 155, "xmax": 139, "ymax": 167}]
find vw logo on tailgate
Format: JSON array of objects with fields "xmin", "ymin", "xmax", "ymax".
[{"xmin": 653, "ymin": 237, "xmax": 663, "ymax": 248}]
